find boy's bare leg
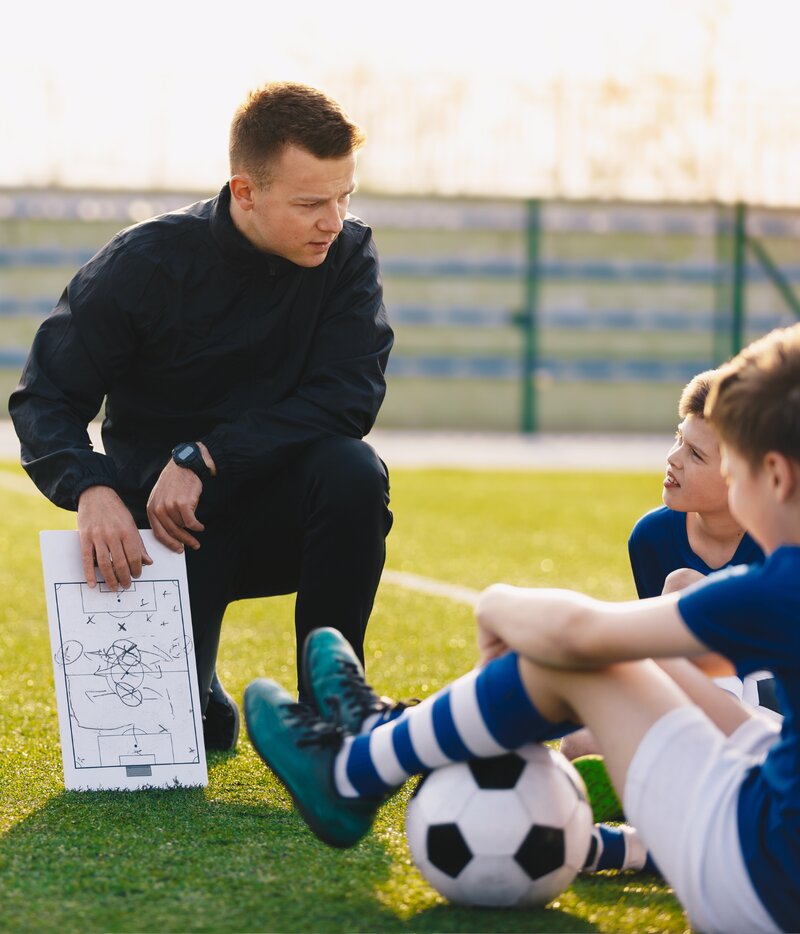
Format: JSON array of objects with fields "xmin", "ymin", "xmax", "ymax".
[
  {"xmin": 559, "ymin": 728, "xmax": 599, "ymax": 759},
  {"xmin": 517, "ymin": 656, "xmax": 753, "ymax": 798},
  {"xmin": 560, "ymin": 569, "xmax": 736, "ymax": 762}
]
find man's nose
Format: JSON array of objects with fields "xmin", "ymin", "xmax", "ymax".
[{"xmin": 318, "ymin": 202, "xmax": 344, "ymax": 234}]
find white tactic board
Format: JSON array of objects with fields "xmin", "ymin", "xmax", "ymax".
[{"xmin": 41, "ymin": 530, "xmax": 208, "ymax": 791}]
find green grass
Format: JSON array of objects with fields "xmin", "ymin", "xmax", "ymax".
[{"xmin": 0, "ymin": 462, "xmax": 690, "ymax": 932}]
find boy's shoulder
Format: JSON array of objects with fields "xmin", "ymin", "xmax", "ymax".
[
  {"xmin": 681, "ymin": 545, "xmax": 800, "ymax": 623},
  {"xmin": 629, "ymin": 505, "xmax": 680, "ymax": 545}
]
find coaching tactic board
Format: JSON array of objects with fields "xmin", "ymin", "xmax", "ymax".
[{"xmin": 40, "ymin": 530, "xmax": 207, "ymax": 791}]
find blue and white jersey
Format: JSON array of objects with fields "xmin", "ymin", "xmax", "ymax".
[{"xmin": 678, "ymin": 547, "xmax": 800, "ymax": 932}]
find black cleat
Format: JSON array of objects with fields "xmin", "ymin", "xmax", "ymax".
[{"xmin": 203, "ymin": 672, "xmax": 240, "ymax": 751}]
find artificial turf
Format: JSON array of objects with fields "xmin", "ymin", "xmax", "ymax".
[{"xmin": 0, "ymin": 463, "xmax": 690, "ymax": 932}]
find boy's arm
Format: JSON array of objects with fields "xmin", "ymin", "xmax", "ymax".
[{"xmin": 475, "ymin": 584, "xmax": 709, "ymax": 669}]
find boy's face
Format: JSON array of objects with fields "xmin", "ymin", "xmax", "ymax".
[
  {"xmin": 720, "ymin": 445, "xmax": 767, "ymax": 549},
  {"xmin": 721, "ymin": 443, "xmax": 800, "ymax": 553},
  {"xmin": 662, "ymin": 415, "xmax": 729, "ymax": 515}
]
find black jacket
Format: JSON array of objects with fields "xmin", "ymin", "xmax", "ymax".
[{"xmin": 8, "ymin": 184, "xmax": 393, "ymax": 513}]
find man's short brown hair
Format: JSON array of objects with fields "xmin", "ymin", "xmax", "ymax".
[
  {"xmin": 229, "ymin": 82, "xmax": 365, "ymax": 188},
  {"xmin": 678, "ymin": 369, "xmax": 717, "ymax": 419},
  {"xmin": 705, "ymin": 323, "xmax": 800, "ymax": 468}
]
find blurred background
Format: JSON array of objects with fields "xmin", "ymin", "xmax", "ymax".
[{"xmin": 2, "ymin": 0, "xmax": 799, "ymax": 433}]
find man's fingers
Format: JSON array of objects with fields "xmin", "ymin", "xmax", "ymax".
[
  {"xmin": 77, "ymin": 487, "xmax": 146, "ymax": 591},
  {"xmin": 119, "ymin": 528, "xmax": 152, "ymax": 580},
  {"xmin": 148, "ymin": 502, "xmax": 202, "ymax": 550},
  {"xmin": 95, "ymin": 544, "xmax": 120, "ymax": 592},
  {"xmin": 149, "ymin": 509, "xmax": 200, "ymax": 552},
  {"xmin": 108, "ymin": 540, "xmax": 133, "ymax": 590},
  {"xmin": 149, "ymin": 512, "xmax": 185, "ymax": 553},
  {"xmin": 81, "ymin": 540, "xmax": 99, "ymax": 590},
  {"xmin": 177, "ymin": 503, "xmax": 205, "ymax": 533}
]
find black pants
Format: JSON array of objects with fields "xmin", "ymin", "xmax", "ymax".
[{"xmin": 163, "ymin": 437, "xmax": 392, "ymax": 711}]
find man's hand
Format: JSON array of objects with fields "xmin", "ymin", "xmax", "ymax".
[
  {"xmin": 78, "ymin": 486, "xmax": 153, "ymax": 590},
  {"xmin": 146, "ymin": 457, "xmax": 207, "ymax": 553}
]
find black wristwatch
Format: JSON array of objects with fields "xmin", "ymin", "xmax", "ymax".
[{"xmin": 171, "ymin": 442, "xmax": 213, "ymax": 483}]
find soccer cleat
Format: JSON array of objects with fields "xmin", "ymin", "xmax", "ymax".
[
  {"xmin": 572, "ymin": 755, "xmax": 624, "ymax": 822},
  {"xmin": 243, "ymin": 677, "xmax": 383, "ymax": 848},
  {"xmin": 203, "ymin": 672, "xmax": 240, "ymax": 751},
  {"xmin": 302, "ymin": 627, "xmax": 417, "ymax": 734}
]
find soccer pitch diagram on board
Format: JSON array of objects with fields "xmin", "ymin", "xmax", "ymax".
[{"xmin": 41, "ymin": 530, "xmax": 208, "ymax": 791}]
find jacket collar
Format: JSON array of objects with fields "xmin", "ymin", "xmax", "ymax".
[{"xmin": 210, "ymin": 183, "xmax": 296, "ymax": 275}]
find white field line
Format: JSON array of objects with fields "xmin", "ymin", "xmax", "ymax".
[{"xmin": 381, "ymin": 569, "xmax": 480, "ymax": 606}]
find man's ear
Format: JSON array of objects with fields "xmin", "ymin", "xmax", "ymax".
[
  {"xmin": 763, "ymin": 451, "xmax": 797, "ymax": 503},
  {"xmin": 230, "ymin": 174, "xmax": 256, "ymax": 212}
]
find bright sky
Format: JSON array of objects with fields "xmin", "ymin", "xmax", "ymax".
[{"xmin": 3, "ymin": 0, "xmax": 800, "ymax": 200}]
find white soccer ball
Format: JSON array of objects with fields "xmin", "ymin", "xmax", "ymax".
[
  {"xmin": 405, "ymin": 743, "xmax": 593, "ymax": 908},
  {"xmin": 716, "ymin": 671, "xmax": 782, "ymax": 722}
]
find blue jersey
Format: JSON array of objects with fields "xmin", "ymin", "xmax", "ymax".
[
  {"xmin": 678, "ymin": 547, "xmax": 800, "ymax": 931},
  {"xmin": 628, "ymin": 505, "xmax": 764, "ymax": 599}
]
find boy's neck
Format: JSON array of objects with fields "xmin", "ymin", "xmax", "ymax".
[{"xmin": 686, "ymin": 509, "xmax": 747, "ymax": 570}]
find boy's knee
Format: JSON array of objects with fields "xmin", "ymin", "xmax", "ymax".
[
  {"xmin": 560, "ymin": 727, "xmax": 600, "ymax": 760},
  {"xmin": 662, "ymin": 567, "xmax": 705, "ymax": 595}
]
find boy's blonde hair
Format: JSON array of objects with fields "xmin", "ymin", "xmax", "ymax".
[
  {"xmin": 705, "ymin": 323, "xmax": 800, "ymax": 467},
  {"xmin": 678, "ymin": 369, "xmax": 718, "ymax": 419}
]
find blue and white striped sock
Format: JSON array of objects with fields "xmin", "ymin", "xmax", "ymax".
[
  {"xmin": 582, "ymin": 824, "xmax": 660, "ymax": 874},
  {"xmin": 334, "ymin": 652, "xmax": 576, "ymax": 798}
]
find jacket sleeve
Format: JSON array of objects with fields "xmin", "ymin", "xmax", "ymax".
[
  {"xmin": 8, "ymin": 244, "xmax": 147, "ymax": 510},
  {"xmin": 201, "ymin": 231, "xmax": 393, "ymax": 480}
]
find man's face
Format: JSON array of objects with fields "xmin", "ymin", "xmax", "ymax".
[
  {"xmin": 662, "ymin": 414, "xmax": 729, "ymax": 515},
  {"xmin": 232, "ymin": 144, "xmax": 356, "ymax": 267}
]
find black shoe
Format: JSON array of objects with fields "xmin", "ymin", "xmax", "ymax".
[{"xmin": 203, "ymin": 672, "xmax": 240, "ymax": 751}]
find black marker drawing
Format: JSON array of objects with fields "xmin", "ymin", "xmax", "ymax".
[{"xmin": 43, "ymin": 531, "xmax": 207, "ymax": 791}]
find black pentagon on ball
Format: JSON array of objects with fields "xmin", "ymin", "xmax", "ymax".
[
  {"xmin": 468, "ymin": 753, "xmax": 525, "ymax": 789},
  {"xmin": 757, "ymin": 677, "xmax": 780, "ymax": 713},
  {"xmin": 514, "ymin": 824, "xmax": 566, "ymax": 879},
  {"xmin": 427, "ymin": 823, "xmax": 473, "ymax": 878}
]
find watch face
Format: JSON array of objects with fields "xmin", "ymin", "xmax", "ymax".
[{"xmin": 176, "ymin": 446, "xmax": 194, "ymax": 462}]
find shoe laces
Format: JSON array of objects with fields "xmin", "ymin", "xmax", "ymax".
[
  {"xmin": 336, "ymin": 660, "xmax": 420, "ymax": 722},
  {"xmin": 283, "ymin": 702, "xmax": 344, "ymax": 750}
]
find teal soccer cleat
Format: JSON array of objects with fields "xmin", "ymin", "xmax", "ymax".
[
  {"xmin": 302, "ymin": 627, "xmax": 416, "ymax": 734},
  {"xmin": 243, "ymin": 677, "xmax": 382, "ymax": 848}
]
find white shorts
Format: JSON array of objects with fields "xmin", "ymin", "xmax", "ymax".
[{"xmin": 624, "ymin": 705, "xmax": 781, "ymax": 934}]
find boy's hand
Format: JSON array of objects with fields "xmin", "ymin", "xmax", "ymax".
[
  {"xmin": 476, "ymin": 584, "xmax": 512, "ymax": 665},
  {"xmin": 477, "ymin": 626, "xmax": 509, "ymax": 667}
]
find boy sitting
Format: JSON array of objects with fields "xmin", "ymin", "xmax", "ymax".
[
  {"xmin": 245, "ymin": 324, "xmax": 800, "ymax": 933},
  {"xmin": 562, "ymin": 369, "xmax": 770, "ymax": 805},
  {"xmin": 629, "ymin": 367, "xmax": 763, "ymax": 602}
]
